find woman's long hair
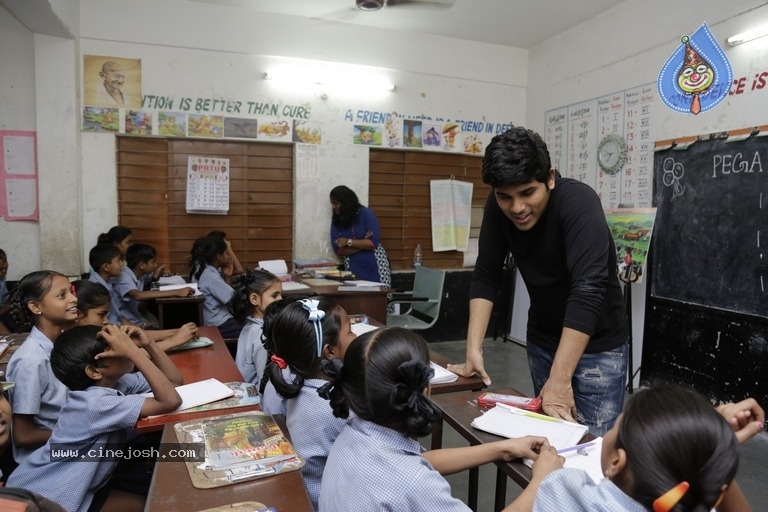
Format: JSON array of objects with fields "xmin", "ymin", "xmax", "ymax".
[{"xmin": 330, "ymin": 185, "xmax": 363, "ymax": 229}]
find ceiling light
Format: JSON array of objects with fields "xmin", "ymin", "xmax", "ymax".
[
  {"xmin": 726, "ymin": 25, "xmax": 768, "ymax": 46},
  {"xmin": 357, "ymin": 0, "xmax": 384, "ymax": 11}
]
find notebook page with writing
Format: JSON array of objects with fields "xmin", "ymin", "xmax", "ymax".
[
  {"xmin": 142, "ymin": 378, "xmax": 235, "ymax": 418},
  {"xmin": 471, "ymin": 405, "xmax": 588, "ymax": 449}
]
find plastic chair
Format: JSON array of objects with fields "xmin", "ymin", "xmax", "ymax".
[{"xmin": 386, "ymin": 267, "xmax": 445, "ymax": 330}]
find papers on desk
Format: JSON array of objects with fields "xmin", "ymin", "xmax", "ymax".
[
  {"xmin": 280, "ymin": 281, "xmax": 310, "ymax": 291},
  {"xmin": 343, "ymin": 280, "xmax": 385, "ymax": 287},
  {"xmin": 430, "ymin": 362, "xmax": 458, "ymax": 384},
  {"xmin": 258, "ymin": 259, "xmax": 289, "ymax": 277},
  {"xmin": 157, "ymin": 275, "xmax": 187, "ymax": 286},
  {"xmin": 351, "ymin": 323, "xmax": 379, "ymax": 336},
  {"xmin": 143, "ymin": 378, "xmax": 234, "ymax": 417},
  {"xmin": 158, "ymin": 282, "xmax": 202, "ymax": 296},
  {"xmin": 522, "ymin": 436, "xmax": 604, "ymax": 484},
  {"xmin": 472, "ymin": 403, "xmax": 588, "ymax": 452}
]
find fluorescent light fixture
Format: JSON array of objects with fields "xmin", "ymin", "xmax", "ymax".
[{"xmin": 726, "ymin": 24, "xmax": 768, "ymax": 46}]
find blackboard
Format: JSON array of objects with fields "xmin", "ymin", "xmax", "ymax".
[{"xmin": 652, "ymin": 135, "xmax": 768, "ymax": 316}]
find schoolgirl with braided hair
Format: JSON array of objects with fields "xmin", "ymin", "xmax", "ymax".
[
  {"xmin": 262, "ymin": 296, "xmax": 357, "ymax": 510},
  {"xmin": 228, "ymin": 268, "xmax": 282, "ymax": 385},
  {"xmin": 318, "ymin": 326, "xmax": 563, "ymax": 512}
]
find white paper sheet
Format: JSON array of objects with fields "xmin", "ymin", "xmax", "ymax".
[{"xmin": 259, "ymin": 259, "xmax": 289, "ymax": 276}]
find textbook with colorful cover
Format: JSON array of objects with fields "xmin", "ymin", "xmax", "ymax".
[
  {"xmin": 174, "ymin": 410, "xmax": 304, "ymax": 488},
  {"xmin": 202, "ymin": 412, "xmax": 299, "ymax": 471}
]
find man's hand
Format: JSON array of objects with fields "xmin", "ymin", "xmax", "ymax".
[
  {"xmin": 539, "ymin": 379, "xmax": 577, "ymax": 423},
  {"xmin": 447, "ymin": 347, "xmax": 492, "ymax": 386}
]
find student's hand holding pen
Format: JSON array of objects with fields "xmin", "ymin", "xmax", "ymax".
[
  {"xmin": 530, "ymin": 441, "xmax": 564, "ymax": 482},
  {"xmin": 495, "ymin": 435, "xmax": 550, "ymax": 463},
  {"xmin": 177, "ymin": 322, "xmax": 198, "ymax": 342}
]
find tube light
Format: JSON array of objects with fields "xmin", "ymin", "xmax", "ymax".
[{"xmin": 726, "ymin": 25, "xmax": 768, "ymax": 46}]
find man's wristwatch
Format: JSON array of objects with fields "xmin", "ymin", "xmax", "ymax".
[{"xmin": 346, "ymin": 238, "xmax": 353, "ymax": 247}]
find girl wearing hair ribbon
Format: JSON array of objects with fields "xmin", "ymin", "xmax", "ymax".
[
  {"xmin": 319, "ymin": 326, "xmax": 563, "ymax": 512},
  {"xmin": 261, "ymin": 297, "xmax": 357, "ymax": 511}
]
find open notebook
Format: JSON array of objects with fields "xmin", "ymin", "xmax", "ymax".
[
  {"xmin": 142, "ymin": 378, "xmax": 234, "ymax": 417},
  {"xmin": 472, "ymin": 403, "xmax": 589, "ymax": 451},
  {"xmin": 521, "ymin": 435, "xmax": 604, "ymax": 484}
]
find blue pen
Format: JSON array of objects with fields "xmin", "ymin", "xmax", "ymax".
[{"xmin": 556, "ymin": 441, "xmax": 596, "ymax": 455}]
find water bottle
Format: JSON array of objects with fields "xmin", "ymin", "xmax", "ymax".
[{"xmin": 413, "ymin": 243, "xmax": 423, "ymax": 268}]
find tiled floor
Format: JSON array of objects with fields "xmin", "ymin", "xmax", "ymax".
[{"xmin": 425, "ymin": 337, "xmax": 768, "ymax": 511}]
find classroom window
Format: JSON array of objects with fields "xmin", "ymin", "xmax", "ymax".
[
  {"xmin": 368, "ymin": 149, "xmax": 488, "ymax": 271},
  {"xmin": 116, "ymin": 136, "xmax": 294, "ymax": 275}
]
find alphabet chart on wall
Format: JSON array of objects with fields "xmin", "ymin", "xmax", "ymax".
[
  {"xmin": 185, "ymin": 155, "xmax": 230, "ymax": 214},
  {"xmin": 545, "ymin": 84, "xmax": 654, "ymax": 208}
]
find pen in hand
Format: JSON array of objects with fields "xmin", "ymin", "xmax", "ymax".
[{"xmin": 556, "ymin": 441, "xmax": 596, "ymax": 455}]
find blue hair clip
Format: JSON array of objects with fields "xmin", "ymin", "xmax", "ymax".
[{"xmin": 300, "ymin": 299, "xmax": 326, "ymax": 356}]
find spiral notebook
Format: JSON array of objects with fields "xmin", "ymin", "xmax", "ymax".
[{"xmin": 471, "ymin": 403, "xmax": 588, "ymax": 449}]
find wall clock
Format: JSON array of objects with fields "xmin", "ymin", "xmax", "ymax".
[{"xmin": 597, "ymin": 133, "xmax": 628, "ymax": 175}]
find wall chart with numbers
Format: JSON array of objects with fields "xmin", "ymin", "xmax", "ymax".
[
  {"xmin": 544, "ymin": 84, "xmax": 654, "ymax": 209},
  {"xmin": 186, "ymin": 155, "xmax": 230, "ymax": 214}
]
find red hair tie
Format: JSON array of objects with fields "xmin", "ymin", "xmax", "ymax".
[{"xmin": 270, "ymin": 354, "xmax": 288, "ymax": 369}]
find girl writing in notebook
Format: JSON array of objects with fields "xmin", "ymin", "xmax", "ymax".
[
  {"xmin": 228, "ymin": 268, "xmax": 283, "ymax": 385},
  {"xmin": 6, "ymin": 271, "xmax": 77, "ymax": 463},
  {"xmin": 189, "ymin": 235, "xmax": 241, "ymax": 338},
  {"xmin": 262, "ymin": 297, "xmax": 357, "ymax": 510},
  {"xmin": 318, "ymin": 326, "xmax": 564, "ymax": 512},
  {"xmin": 532, "ymin": 383, "xmax": 762, "ymax": 512}
]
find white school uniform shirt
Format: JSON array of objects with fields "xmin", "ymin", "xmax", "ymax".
[
  {"xmin": 533, "ymin": 468, "xmax": 647, "ymax": 512},
  {"xmin": 6, "ymin": 327, "xmax": 69, "ymax": 463},
  {"xmin": 7, "ymin": 372, "xmax": 149, "ymax": 512},
  {"xmin": 286, "ymin": 379, "xmax": 348, "ymax": 511},
  {"xmin": 319, "ymin": 416, "xmax": 470, "ymax": 512},
  {"xmin": 195, "ymin": 264, "xmax": 234, "ymax": 327},
  {"xmin": 88, "ymin": 271, "xmax": 123, "ymax": 325},
  {"xmin": 235, "ymin": 316, "xmax": 266, "ymax": 385}
]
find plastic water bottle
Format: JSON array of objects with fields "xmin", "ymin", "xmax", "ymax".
[{"xmin": 413, "ymin": 243, "xmax": 423, "ymax": 268}]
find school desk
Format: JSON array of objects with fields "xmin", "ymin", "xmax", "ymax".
[
  {"xmin": 351, "ymin": 315, "xmax": 486, "ymax": 395},
  {"xmin": 155, "ymin": 294, "xmax": 204, "ymax": 329},
  {"xmin": 145, "ymin": 415, "xmax": 313, "ymax": 512},
  {"xmin": 289, "ymin": 277, "xmax": 392, "ymax": 324},
  {"xmin": 135, "ymin": 325, "xmax": 256, "ymax": 434},
  {"xmin": 431, "ymin": 388, "xmax": 593, "ymax": 512},
  {"xmin": 0, "ymin": 332, "xmax": 27, "ymax": 376}
]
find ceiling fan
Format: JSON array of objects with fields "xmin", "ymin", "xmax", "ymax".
[{"xmin": 355, "ymin": 0, "xmax": 455, "ymax": 11}]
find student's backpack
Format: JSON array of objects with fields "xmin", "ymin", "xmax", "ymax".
[{"xmin": 0, "ymin": 488, "xmax": 66, "ymax": 512}]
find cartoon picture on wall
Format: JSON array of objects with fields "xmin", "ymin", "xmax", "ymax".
[
  {"xmin": 604, "ymin": 208, "xmax": 657, "ymax": 284},
  {"xmin": 83, "ymin": 55, "xmax": 142, "ymax": 108}
]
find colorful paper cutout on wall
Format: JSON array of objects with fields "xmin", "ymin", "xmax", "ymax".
[
  {"xmin": 159, "ymin": 111, "xmax": 187, "ymax": 136},
  {"xmin": 657, "ymin": 23, "xmax": 732, "ymax": 115},
  {"xmin": 82, "ymin": 107, "xmax": 119, "ymax": 132}
]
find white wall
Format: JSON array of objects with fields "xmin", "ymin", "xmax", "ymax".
[
  {"xmin": 0, "ymin": 7, "xmax": 41, "ymax": 279},
  {"xmin": 75, "ymin": 0, "xmax": 527, "ymax": 268},
  {"xmin": 525, "ymin": 0, "xmax": 768, "ymax": 385}
]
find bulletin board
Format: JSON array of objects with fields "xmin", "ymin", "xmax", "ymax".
[{"xmin": 0, "ymin": 130, "xmax": 38, "ymax": 221}]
